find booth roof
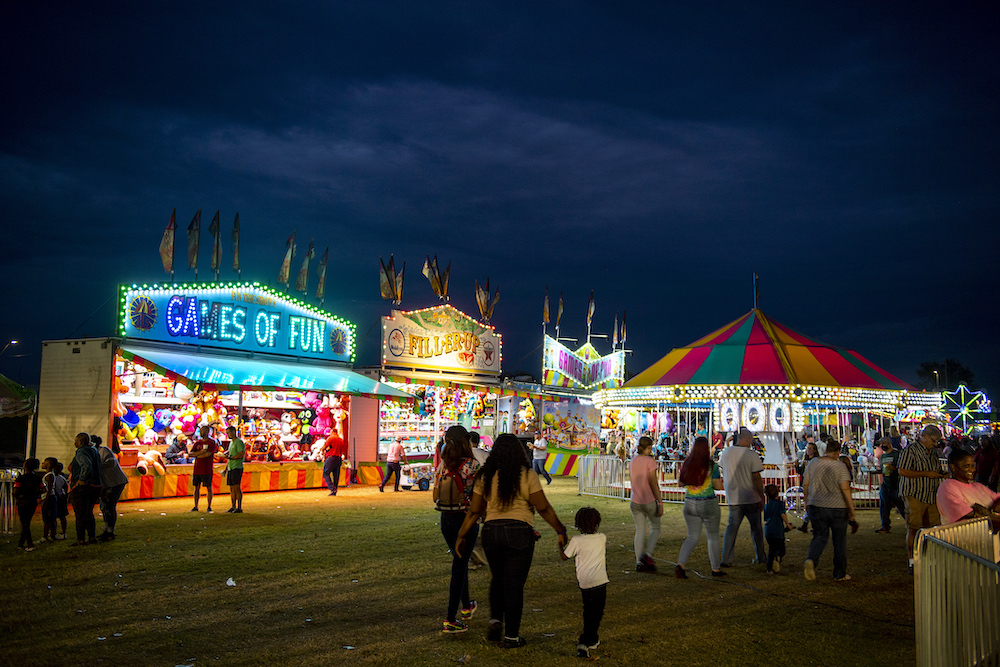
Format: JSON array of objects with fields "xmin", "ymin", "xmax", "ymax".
[
  {"xmin": 626, "ymin": 309, "xmax": 915, "ymax": 392},
  {"xmin": 121, "ymin": 345, "xmax": 413, "ymax": 402},
  {"xmin": 0, "ymin": 372, "xmax": 35, "ymax": 418}
]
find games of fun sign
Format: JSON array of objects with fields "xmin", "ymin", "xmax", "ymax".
[
  {"xmin": 381, "ymin": 305, "xmax": 501, "ymax": 375},
  {"xmin": 542, "ymin": 336, "xmax": 624, "ymax": 390},
  {"xmin": 119, "ymin": 283, "xmax": 356, "ymax": 363}
]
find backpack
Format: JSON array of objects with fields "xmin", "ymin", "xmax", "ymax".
[{"xmin": 433, "ymin": 465, "xmax": 467, "ymax": 512}]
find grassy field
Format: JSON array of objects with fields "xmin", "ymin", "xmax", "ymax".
[{"xmin": 1, "ymin": 478, "xmax": 916, "ymax": 667}]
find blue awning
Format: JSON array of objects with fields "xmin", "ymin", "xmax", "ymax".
[{"xmin": 121, "ymin": 345, "xmax": 412, "ymax": 402}]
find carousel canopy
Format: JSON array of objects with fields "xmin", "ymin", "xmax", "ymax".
[{"xmin": 627, "ymin": 309, "xmax": 914, "ymax": 391}]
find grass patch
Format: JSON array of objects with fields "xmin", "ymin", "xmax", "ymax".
[{"xmin": 1, "ymin": 479, "xmax": 915, "ymax": 666}]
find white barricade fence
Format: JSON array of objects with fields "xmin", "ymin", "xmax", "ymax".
[
  {"xmin": 1, "ymin": 468, "xmax": 18, "ymax": 534},
  {"xmin": 914, "ymin": 517, "xmax": 1000, "ymax": 667},
  {"xmin": 577, "ymin": 456, "xmax": 879, "ymax": 512}
]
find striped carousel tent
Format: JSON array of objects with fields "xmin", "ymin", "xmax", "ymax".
[{"xmin": 626, "ymin": 309, "xmax": 915, "ymax": 391}]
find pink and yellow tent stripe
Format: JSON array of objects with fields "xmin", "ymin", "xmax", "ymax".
[
  {"xmin": 628, "ymin": 309, "xmax": 914, "ymax": 390},
  {"xmin": 121, "ymin": 462, "xmax": 342, "ymax": 501},
  {"xmin": 542, "ymin": 453, "xmax": 580, "ymax": 476}
]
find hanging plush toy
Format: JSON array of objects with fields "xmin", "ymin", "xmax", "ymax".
[{"xmin": 136, "ymin": 449, "xmax": 166, "ymax": 476}]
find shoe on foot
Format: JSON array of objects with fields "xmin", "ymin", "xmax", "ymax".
[
  {"xmin": 675, "ymin": 564, "xmax": 688, "ymax": 579},
  {"xmin": 487, "ymin": 620, "xmax": 503, "ymax": 642},
  {"xmin": 207, "ymin": 508, "xmax": 214, "ymax": 514},
  {"xmin": 461, "ymin": 600, "xmax": 478, "ymax": 620},
  {"xmin": 442, "ymin": 620, "xmax": 469, "ymax": 634},
  {"xmin": 88, "ymin": 538, "xmax": 98, "ymax": 544},
  {"xmin": 24, "ymin": 546, "xmax": 35, "ymax": 552},
  {"xmin": 191, "ymin": 507, "xmax": 199, "ymax": 512},
  {"xmin": 378, "ymin": 486, "xmax": 384, "ymax": 493},
  {"xmin": 834, "ymin": 574, "xmax": 852, "ymax": 582},
  {"xmin": 588, "ymin": 640, "xmax": 600, "ymax": 650},
  {"xmin": 577, "ymin": 643, "xmax": 590, "ymax": 658},
  {"xmin": 773, "ymin": 557, "xmax": 781, "ymax": 574},
  {"xmin": 804, "ymin": 559, "xmax": 816, "ymax": 581},
  {"xmin": 234, "ymin": 509, "xmax": 243, "ymax": 513},
  {"xmin": 226, "ymin": 508, "xmax": 235, "ymax": 513},
  {"xmin": 642, "ymin": 554, "xmax": 657, "ymax": 573},
  {"xmin": 797, "ymin": 524, "xmax": 810, "ymax": 533},
  {"xmin": 501, "ymin": 637, "xmax": 527, "ymax": 649},
  {"xmin": 711, "ymin": 569, "xmax": 727, "ymax": 577},
  {"xmin": 875, "ymin": 527, "xmax": 890, "ymax": 533}
]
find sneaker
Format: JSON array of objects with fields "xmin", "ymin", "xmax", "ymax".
[
  {"xmin": 234, "ymin": 509, "xmax": 243, "ymax": 514},
  {"xmin": 588, "ymin": 640, "xmax": 600, "ymax": 650},
  {"xmin": 24, "ymin": 546, "xmax": 35, "ymax": 552},
  {"xmin": 207, "ymin": 508, "xmax": 214, "ymax": 514},
  {"xmin": 486, "ymin": 620, "xmax": 503, "ymax": 642},
  {"xmin": 773, "ymin": 556, "xmax": 781, "ymax": 574},
  {"xmin": 461, "ymin": 600, "xmax": 478, "ymax": 620},
  {"xmin": 875, "ymin": 527, "xmax": 890, "ymax": 534},
  {"xmin": 834, "ymin": 574, "xmax": 852, "ymax": 582},
  {"xmin": 804, "ymin": 559, "xmax": 816, "ymax": 581},
  {"xmin": 577, "ymin": 643, "xmax": 590, "ymax": 658},
  {"xmin": 226, "ymin": 508, "xmax": 235, "ymax": 513},
  {"xmin": 501, "ymin": 636, "xmax": 527, "ymax": 649},
  {"xmin": 442, "ymin": 620, "xmax": 469, "ymax": 634},
  {"xmin": 190, "ymin": 507, "xmax": 199, "ymax": 512},
  {"xmin": 675, "ymin": 564, "xmax": 688, "ymax": 579},
  {"xmin": 642, "ymin": 554, "xmax": 657, "ymax": 573},
  {"xmin": 711, "ymin": 570, "xmax": 728, "ymax": 577}
]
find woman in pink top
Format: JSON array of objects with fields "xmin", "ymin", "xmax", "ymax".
[
  {"xmin": 630, "ymin": 436, "xmax": 662, "ymax": 572},
  {"xmin": 937, "ymin": 449, "xmax": 1000, "ymax": 528}
]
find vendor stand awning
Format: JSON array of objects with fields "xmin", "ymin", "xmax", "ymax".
[
  {"xmin": 0, "ymin": 372, "xmax": 35, "ymax": 418},
  {"xmin": 121, "ymin": 345, "xmax": 413, "ymax": 402}
]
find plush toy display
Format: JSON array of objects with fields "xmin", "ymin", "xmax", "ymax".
[{"xmin": 136, "ymin": 449, "xmax": 167, "ymax": 476}]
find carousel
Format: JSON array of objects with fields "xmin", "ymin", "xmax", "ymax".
[{"xmin": 593, "ymin": 308, "xmax": 941, "ymax": 467}]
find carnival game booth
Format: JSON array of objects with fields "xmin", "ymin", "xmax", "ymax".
[
  {"xmin": 33, "ymin": 283, "xmax": 411, "ymax": 500},
  {"xmin": 588, "ymin": 308, "xmax": 941, "ymax": 505},
  {"xmin": 347, "ymin": 304, "xmax": 506, "ymax": 484}
]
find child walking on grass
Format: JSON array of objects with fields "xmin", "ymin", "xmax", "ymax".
[
  {"xmin": 559, "ymin": 507, "xmax": 609, "ymax": 659},
  {"xmin": 763, "ymin": 484, "xmax": 794, "ymax": 574}
]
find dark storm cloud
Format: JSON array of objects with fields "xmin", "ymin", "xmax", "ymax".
[{"xmin": 0, "ymin": 1, "xmax": 997, "ymax": 392}]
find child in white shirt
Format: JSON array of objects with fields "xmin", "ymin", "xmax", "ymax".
[{"xmin": 559, "ymin": 507, "xmax": 609, "ymax": 658}]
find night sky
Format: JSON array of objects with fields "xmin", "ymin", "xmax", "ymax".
[{"xmin": 2, "ymin": 3, "xmax": 998, "ymax": 398}]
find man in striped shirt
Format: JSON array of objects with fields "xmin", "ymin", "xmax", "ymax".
[{"xmin": 897, "ymin": 425, "xmax": 947, "ymax": 569}]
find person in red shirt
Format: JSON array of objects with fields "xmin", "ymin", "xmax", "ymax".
[
  {"xmin": 322, "ymin": 429, "xmax": 349, "ymax": 496},
  {"xmin": 190, "ymin": 425, "xmax": 219, "ymax": 512}
]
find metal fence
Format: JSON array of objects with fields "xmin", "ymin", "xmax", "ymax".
[
  {"xmin": 0, "ymin": 468, "xmax": 18, "ymax": 534},
  {"xmin": 914, "ymin": 517, "xmax": 1000, "ymax": 667},
  {"xmin": 577, "ymin": 455, "xmax": 882, "ymax": 512}
]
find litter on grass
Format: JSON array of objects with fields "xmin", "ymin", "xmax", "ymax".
[{"xmin": 226, "ymin": 578, "xmax": 236, "ymax": 586}]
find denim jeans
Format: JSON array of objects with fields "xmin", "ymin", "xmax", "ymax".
[
  {"xmin": 721, "ymin": 503, "xmax": 766, "ymax": 565},
  {"xmin": 806, "ymin": 506, "xmax": 848, "ymax": 579},
  {"xmin": 678, "ymin": 496, "xmax": 721, "ymax": 570},
  {"xmin": 323, "ymin": 456, "xmax": 343, "ymax": 493},
  {"xmin": 70, "ymin": 485, "xmax": 99, "ymax": 542},
  {"xmin": 482, "ymin": 519, "xmax": 536, "ymax": 639},
  {"xmin": 630, "ymin": 501, "xmax": 661, "ymax": 562},
  {"xmin": 440, "ymin": 511, "xmax": 479, "ymax": 622},
  {"xmin": 99, "ymin": 483, "xmax": 126, "ymax": 533},
  {"xmin": 580, "ymin": 583, "xmax": 607, "ymax": 647},
  {"xmin": 532, "ymin": 458, "xmax": 551, "ymax": 483},
  {"xmin": 765, "ymin": 535, "xmax": 786, "ymax": 572},
  {"xmin": 878, "ymin": 479, "xmax": 905, "ymax": 529},
  {"xmin": 381, "ymin": 461, "xmax": 402, "ymax": 490}
]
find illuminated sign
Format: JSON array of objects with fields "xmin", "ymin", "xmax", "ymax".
[
  {"xmin": 119, "ymin": 283, "xmax": 356, "ymax": 363},
  {"xmin": 716, "ymin": 400, "xmax": 794, "ymax": 432},
  {"xmin": 381, "ymin": 305, "xmax": 501, "ymax": 375},
  {"xmin": 542, "ymin": 336, "xmax": 624, "ymax": 390}
]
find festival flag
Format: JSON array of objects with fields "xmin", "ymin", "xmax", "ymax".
[
  {"xmin": 316, "ymin": 247, "xmax": 329, "ymax": 301},
  {"xmin": 278, "ymin": 230, "xmax": 296, "ymax": 287},
  {"xmin": 422, "ymin": 254, "xmax": 450, "ymax": 301},
  {"xmin": 295, "ymin": 239, "xmax": 315, "ymax": 293},
  {"xmin": 621, "ymin": 309, "xmax": 627, "ymax": 346},
  {"xmin": 395, "ymin": 261, "xmax": 404, "ymax": 303},
  {"xmin": 542, "ymin": 287, "xmax": 550, "ymax": 324},
  {"xmin": 159, "ymin": 208, "xmax": 176, "ymax": 275},
  {"xmin": 753, "ymin": 272, "xmax": 760, "ymax": 309},
  {"xmin": 208, "ymin": 210, "xmax": 222, "ymax": 274},
  {"xmin": 231, "ymin": 213, "xmax": 241, "ymax": 273},
  {"xmin": 440, "ymin": 260, "xmax": 451, "ymax": 301},
  {"xmin": 475, "ymin": 279, "xmax": 500, "ymax": 323},
  {"xmin": 557, "ymin": 292, "xmax": 564, "ymax": 329},
  {"xmin": 380, "ymin": 255, "xmax": 396, "ymax": 301},
  {"xmin": 587, "ymin": 290, "xmax": 595, "ymax": 328},
  {"xmin": 187, "ymin": 209, "xmax": 201, "ymax": 271},
  {"xmin": 613, "ymin": 312, "xmax": 619, "ymax": 348}
]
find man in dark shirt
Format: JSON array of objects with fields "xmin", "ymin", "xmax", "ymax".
[
  {"xmin": 190, "ymin": 426, "xmax": 219, "ymax": 513},
  {"xmin": 875, "ymin": 437, "xmax": 905, "ymax": 533},
  {"xmin": 165, "ymin": 437, "xmax": 190, "ymax": 464}
]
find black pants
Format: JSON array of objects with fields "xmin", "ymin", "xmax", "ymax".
[
  {"xmin": 580, "ymin": 583, "xmax": 607, "ymax": 647},
  {"xmin": 381, "ymin": 461, "xmax": 402, "ymax": 491},
  {"xmin": 17, "ymin": 503, "xmax": 36, "ymax": 547},
  {"xmin": 440, "ymin": 511, "xmax": 479, "ymax": 622},
  {"xmin": 70, "ymin": 486, "xmax": 99, "ymax": 542},
  {"xmin": 482, "ymin": 519, "xmax": 536, "ymax": 639},
  {"xmin": 878, "ymin": 480, "xmax": 905, "ymax": 529},
  {"xmin": 323, "ymin": 456, "xmax": 343, "ymax": 493},
  {"xmin": 765, "ymin": 535, "xmax": 786, "ymax": 572}
]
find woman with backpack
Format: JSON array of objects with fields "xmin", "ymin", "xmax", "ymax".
[
  {"xmin": 435, "ymin": 425, "xmax": 483, "ymax": 634},
  {"xmin": 455, "ymin": 433, "xmax": 568, "ymax": 649}
]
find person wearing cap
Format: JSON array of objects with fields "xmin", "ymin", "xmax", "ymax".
[
  {"xmin": 874, "ymin": 436, "xmax": 904, "ymax": 533},
  {"xmin": 531, "ymin": 431, "xmax": 552, "ymax": 485},
  {"xmin": 719, "ymin": 427, "xmax": 767, "ymax": 567}
]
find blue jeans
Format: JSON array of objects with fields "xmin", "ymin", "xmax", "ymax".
[
  {"xmin": 878, "ymin": 479, "xmax": 905, "ymax": 529},
  {"xmin": 721, "ymin": 503, "xmax": 766, "ymax": 565},
  {"xmin": 482, "ymin": 519, "xmax": 536, "ymax": 639},
  {"xmin": 806, "ymin": 506, "xmax": 848, "ymax": 579},
  {"xmin": 678, "ymin": 496, "xmax": 721, "ymax": 570},
  {"xmin": 440, "ymin": 511, "xmax": 479, "ymax": 622},
  {"xmin": 532, "ymin": 458, "xmax": 551, "ymax": 483},
  {"xmin": 323, "ymin": 456, "xmax": 343, "ymax": 493},
  {"xmin": 381, "ymin": 461, "xmax": 402, "ymax": 490}
]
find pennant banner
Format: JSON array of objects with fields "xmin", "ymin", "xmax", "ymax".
[
  {"xmin": 232, "ymin": 213, "xmax": 240, "ymax": 272},
  {"xmin": 278, "ymin": 231, "xmax": 296, "ymax": 286},
  {"xmin": 208, "ymin": 210, "xmax": 221, "ymax": 272},
  {"xmin": 159, "ymin": 209, "xmax": 176, "ymax": 274},
  {"xmin": 316, "ymin": 247, "xmax": 329, "ymax": 301},
  {"xmin": 295, "ymin": 240, "xmax": 314, "ymax": 293},
  {"xmin": 187, "ymin": 209, "xmax": 201, "ymax": 271}
]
